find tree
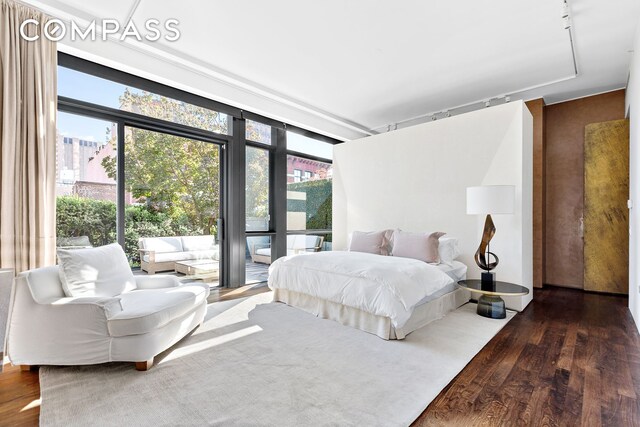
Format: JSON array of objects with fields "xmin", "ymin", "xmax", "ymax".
[
  {"xmin": 102, "ymin": 90, "xmax": 227, "ymax": 235},
  {"xmin": 246, "ymin": 146, "xmax": 269, "ymax": 221}
]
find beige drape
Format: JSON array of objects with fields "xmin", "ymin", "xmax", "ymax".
[{"xmin": 0, "ymin": 0, "xmax": 57, "ymax": 273}]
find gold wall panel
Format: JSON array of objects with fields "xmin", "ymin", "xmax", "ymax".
[{"xmin": 584, "ymin": 119, "xmax": 629, "ymax": 294}]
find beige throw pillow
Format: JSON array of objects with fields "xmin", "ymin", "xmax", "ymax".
[
  {"xmin": 348, "ymin": 230, "xmax": 388, "ymax": 255},
  {"xmin": 391, "ymin": 230, "xmax": 446, "ymax": 263}
]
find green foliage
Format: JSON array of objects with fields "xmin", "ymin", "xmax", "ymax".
[
  {"xmin": 56, "ymin": 196, "xmax": 201, "ymax": 266},
  {"xmin": 101, "ymin": 90, "xmax": 224, "ymax": 235},
  {"xmin": 120, "ymin": 89, "xmax": 228, "ymax": 134},
  {"xmin": 287, "ymin": 179, "xmax": 332, "ymax": 231},
  {"xmin": 246, "ymin": 146, "xmax": 269, "ymax": 219},
  {"xmin": 123, "ymin": 204, "xmax": 201, "ymax": 267},
  {"xmin": 56, "ymin": 196, "xmax": 117, "ymax": 247}
]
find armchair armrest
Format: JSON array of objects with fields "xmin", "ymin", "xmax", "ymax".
[
  {"xmin": 47, "ymin": 296, "xmax": 123, "ymax": 319},
  {"xmin": 5, "ymin": 278, "xmax": 123, "ymax": 365},
  {"xmin": 135, "ymin": 275, "xmax": 180, "ymax": 290},
  {"xmin": 138, "ymin": 248, "xmax": 156, "ymax": 263}
]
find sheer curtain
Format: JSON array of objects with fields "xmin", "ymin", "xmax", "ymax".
[{"xmin": 0, "ymin": 0, "xmax": 57, "ymax": 272}]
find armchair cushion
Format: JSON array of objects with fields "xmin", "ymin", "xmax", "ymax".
[
  {"xmin": 57, "ymin": 243, "xmax": 136, "ymax": 298},
  {"xmin": 108, "ymin": 284, "xmax": 209, "ymax": 337}
]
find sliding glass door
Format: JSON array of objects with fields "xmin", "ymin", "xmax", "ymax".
[
  {"xmin": 57, "ymin": 54, "xmax": 342, "ymax": 288},
  {"xmin": 123, "ymin": 126, "xmax": 223, "ymax": 285},
  {"xmin": 55, "ymin": 112, "xmax": 118, "ymax": 249}
]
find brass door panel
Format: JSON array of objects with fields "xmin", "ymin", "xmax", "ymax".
[{"xmin": 584, "ymin": 119, "xmax": 629, "ymax": 294}]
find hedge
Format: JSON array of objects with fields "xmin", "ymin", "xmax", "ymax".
[
  {"xmin": 57, "ymin": 179, "xmax": 333, "ymax": 265},
  {"xmin": 287, "ymin": 179, "xmax": 332, "ymax": 241},
  {"xmin": 56, "ymin": 196, "xmax": 200, "ymax": 266}
]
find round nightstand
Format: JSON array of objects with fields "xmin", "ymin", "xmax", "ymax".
[{"xmin": 457, "ymin": 279, "xmax": 529, "ymax": 319}]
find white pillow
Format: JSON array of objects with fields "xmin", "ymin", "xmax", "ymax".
[
  {"xmin": 57, "ymin": 243, "xmax": 136, "ymax": 297},
  {"xmin": 438, "ymin": 237, "xmax": 461, "ymax": 263}
]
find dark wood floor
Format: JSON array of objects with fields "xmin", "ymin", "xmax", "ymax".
[
  {"xmin": 1, "ymin": 286, "xmax": 638, "ymax": 426},
  {"xmin": 414, "ymin": 287, "xmax": 640, "ymax": 426}
]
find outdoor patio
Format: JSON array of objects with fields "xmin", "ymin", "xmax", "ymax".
[{"xmin": 133, "ymin": 257, "xmax": 269, "ymax": 288}]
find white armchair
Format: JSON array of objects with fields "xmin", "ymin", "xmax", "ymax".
[{"xmin": 5, "ymin": 265, "xmax": 209, "ymax": 371}]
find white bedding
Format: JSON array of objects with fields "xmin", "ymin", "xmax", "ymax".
[
  {"xmin": 412, "ymin": 261, "xmax": 468, "ymax": 305},
  {"xmin": 268, "ymin": 251, "xmax": 455, "ymax": 329}
]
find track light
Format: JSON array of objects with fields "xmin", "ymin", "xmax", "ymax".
[
  {"xmin": 563, "ymin": 16, "xmax": 571, "ymax": 29},
  {"xmin": 445, "ymin": 111, "xmax": 451, "ymax": 118},
  {"xmin": 431, "ymin": 115, "xmax": 437, "ymax": 121},
  {"xmin": 561, "ymin": 1, "xmax": 569, "ymax": 18},
  {"xmin": 505, "ymin": 96, "xmax": 511, "ymax": 103},
  {"xmin": 484, "ymin": 100, "xmax": 491, "ymax": 108}
]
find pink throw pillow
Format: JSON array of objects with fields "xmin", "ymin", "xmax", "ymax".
[{"xmin": 391, "ymin": 230, "xmax": 446, "ymax": 263}]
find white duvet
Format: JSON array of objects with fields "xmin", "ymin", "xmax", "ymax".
[{"xmin": 268, "ymin": 251, "xmax": 454, "ymax": 329}]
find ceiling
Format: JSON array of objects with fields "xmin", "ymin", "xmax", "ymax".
[{"xmin": 24, "ymin": 0, "xmax": 640, "ymax": 140}]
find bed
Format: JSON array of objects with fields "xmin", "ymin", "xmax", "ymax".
[{"xmin": 267, "ymin": 251, "xmax": 470, "ymax": 340}]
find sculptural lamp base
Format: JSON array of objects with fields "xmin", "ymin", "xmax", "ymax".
[{"xmin": 481, "ymin": 271, "xmax": 495, "ymax": 285}]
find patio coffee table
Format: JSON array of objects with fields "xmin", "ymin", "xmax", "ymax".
[{"xmin": 174, "ymin": 259, "xmax": 220, "ymax": 282}]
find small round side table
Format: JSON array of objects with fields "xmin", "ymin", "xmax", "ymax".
[{"xmin": 457, "ymin": 279, "xmax": 529, "ymax": 319}]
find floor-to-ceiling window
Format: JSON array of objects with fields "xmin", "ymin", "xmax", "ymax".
[
  {"xmin": 245, "ymin": 120, "xmax": 273, "ymax": 283},
  {"xmin": 286, "ymin": 131, "xmax": 333, "ymax": 252},
  {"xmin": 56, "ymin": 53, "xmax": 340, "ymax": 287},
  {"xmin": 55, "ymin": 112, "xmax": 118, "ymax": 248},
  {"xmin": 56, "ymin": 61, "xmax": 228, "ymax": 286},
  {"xmin": 122, "ymin": 127, "xmax": 222, "ymax": 283}
]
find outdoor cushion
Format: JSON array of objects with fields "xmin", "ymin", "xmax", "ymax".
[
  {"xmin": 185, "ymin": 249, "xmax": 219, "ymax": 260},
  {"xmin": 256, "ymin": 248, "xmax": 304, "ymax": 257},
  {"xmin": 142, "ymin": 249, "xmax": 219, "ymax": 263},
  {"xmin": 290, "ymin": 235, "xmax": 321, "ymax": 250},
  {"xmin": 140, "ymin": 237, "xmax": 183, "ymax": 253},
  {"xmin": 56, "ymin": 235, "xmax": 92, "ymax": 248},
  {"xmin": 108, "ymin": 284, "xmax": 209, "ymax": 337},
  {"xmin": 256, "ymin": 248, "xmax": 272, "ymax": 257},
  {"xmin": 142, "ymin": 252, "xmax": 193, "ymax": 263},
  {"xmin": 181, "ymin": 235, "xmax": 216, "ymax": 251}
]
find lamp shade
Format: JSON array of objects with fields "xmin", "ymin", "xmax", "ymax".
[{"xmin": 466, "ymin": 185, "xmax": 515, "ymax": 215}]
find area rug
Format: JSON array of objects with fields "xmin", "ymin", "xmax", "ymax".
[{"xmin": 39, "ymin": 293, "xmax": 514, "ymax": 426}]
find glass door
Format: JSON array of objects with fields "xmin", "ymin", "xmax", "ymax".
[{"xmin": 123, "ymin": 126, "xmax": 223, "ymax": 287}]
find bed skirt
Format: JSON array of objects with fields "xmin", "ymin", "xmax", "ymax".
[{"xmin": 271, "ymin": 287, "xmax": 471, "ymax": 340}]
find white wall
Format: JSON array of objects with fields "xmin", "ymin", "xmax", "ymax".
[
  {"xmin": 333, "ymin": 101, "xmax": 533, "ymax": 311},
  {"xmin": 626, "ymin": 17, "xmax": 640, "ymax": 331}
]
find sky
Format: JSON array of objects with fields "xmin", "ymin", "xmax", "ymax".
[
  {"xmin": 57, "ymin": 66, "xmax": 126, "ymax": 142},
  {"xmin": 57, "ymin": 66, "xmax": 334, "ymax": 159}
]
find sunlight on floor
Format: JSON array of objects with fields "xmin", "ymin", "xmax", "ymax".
[
  {"xmin": 159, "ymin": 325, "xmax": 263, "ymax": 364},
  {"xmin": 20, "ymin": 398, "xmax": 41, "ymax": 412}
]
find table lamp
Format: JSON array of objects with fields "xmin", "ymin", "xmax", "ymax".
[{"xmin": 466, "ymin": 185, "xmax": 515, "ymax": 285}]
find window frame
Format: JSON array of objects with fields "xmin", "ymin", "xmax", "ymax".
[
  {"xmin": 285, "ymin": 128, "xmax": 334, "ymax": 239},
  {"xmin": 57, "ymin": 52, "xmax": 342, "ymax": 287}
]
